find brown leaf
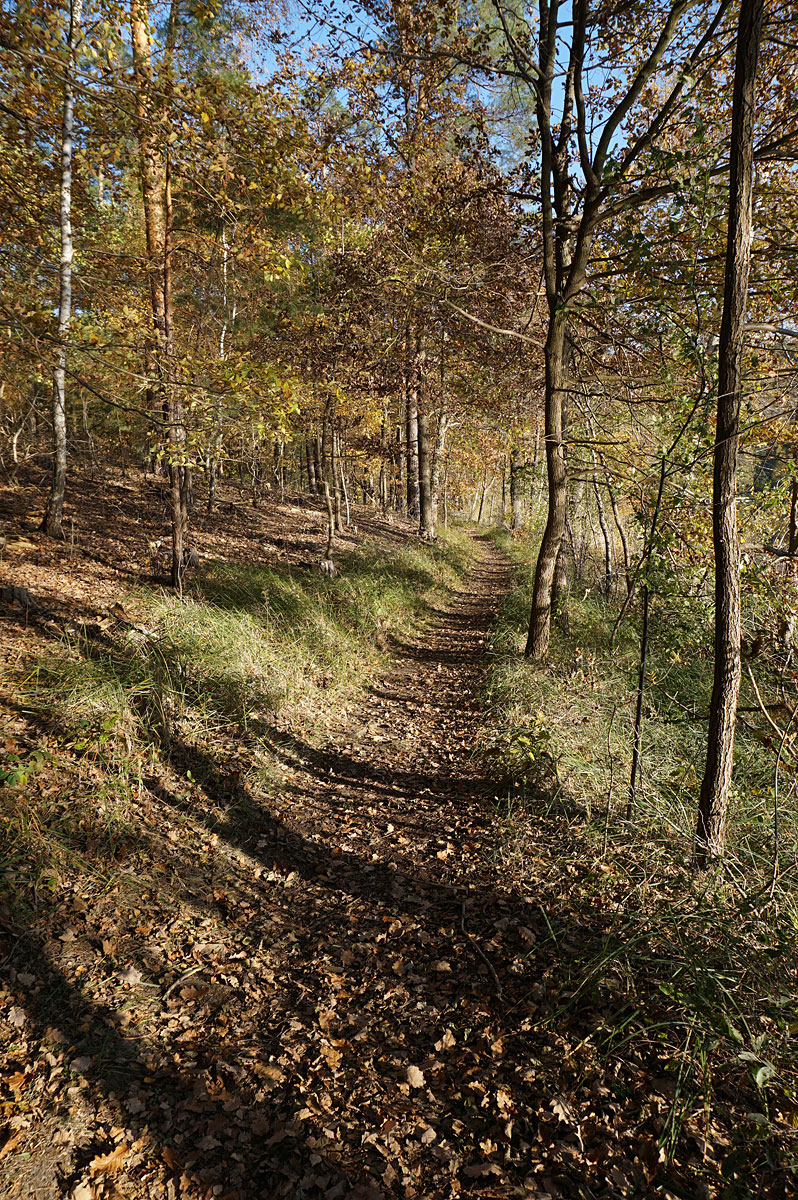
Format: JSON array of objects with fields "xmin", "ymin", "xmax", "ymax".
[
  {"xmin": 90, "ymin": 1144, "xmax": 129, "ymax": 1175},
  {"xmin": 117, "ymin": 965, "xmax": 143, "ymax": 987},
  {"xmin": 406, "ymin": 1065, "xmax": 425, "ymax": 1089},
  {"xmin": 0, "ymin": 1132, "xmax": 23, "ymax": 1160}
]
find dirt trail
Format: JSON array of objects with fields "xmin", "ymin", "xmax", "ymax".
[{"xmin": 5, "ymin": 535, "xmax": 581, "ymax": 1200}]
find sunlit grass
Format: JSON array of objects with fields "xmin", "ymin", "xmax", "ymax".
[
  {"xmin": 1, "ymin": 527, "xmax": 475, "ymax": 903},
  {"xmin": 482, "ymin": 526, "xmax": 798, "ymax": 1183}
]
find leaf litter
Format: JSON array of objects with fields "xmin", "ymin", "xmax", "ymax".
[{"xmin": 0, "ymin": 483, "xmax": 791, "ymax": 1198}]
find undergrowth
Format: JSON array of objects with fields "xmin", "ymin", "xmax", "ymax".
[
  {"xmin": 1, "ymin": 528, "xmax": 474, "ymax": 907},
  {"xmin": 483, "ymin": 527, "xmax": 798, "ymax": 1192}
]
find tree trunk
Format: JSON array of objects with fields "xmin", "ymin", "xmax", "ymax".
[
  {"xmin": 42, "ymin": 0, "xmax": 82, "ymax": 537},
  {"xmin": 338, "ymin": 434, "xmax": 350, "ymax": 526},
  {"xmin": 313, "ymin": 436, "xmax": 323, "ymax": 495},
  {"xmin": 430, "ymin": 410, "xmax": 449, "ymax": 527},
  {"xmin": 331, "ymin": 428, "xmax": 343, "ymax": 532},
  {"xmin": 130, "ymin": 0, "xmax": 185, "ymax": 589},
  {"xmin": 510, "ymin": 446, "xmax": 524, "ymax": 530},
  {"xmin": 605, "ymin": 468, "xmax": 631, "ymax": 594},
  {"xmin": 590, "ymin": 434, "xmax": 612, "ymax": 596},
  {"xmin": 208, "ymin": 222, "xmax": 234, "ymax": 512},
  {"xmin": 418, "ymin": 412, "xmax": 434, "ymax": 538},
  {"xmin": 306, "ymin": 439, "xmax": 317, "ymax": 494},
  {"xmin": 551, "ymin": 543, "xmax": 569, "ymax": 631},
  {"xmin": 405, "ymin": 355, "xmax": 420, "ymax": 519},
  {"xmin": 526, "ymin": 315, "xmax": 569, "ymax": 658},
  {"xmin": 321, "ymin": 399, "xmax": 331, "ymax": 491},
  {"xmin": 696, "ymin": 0, "xmax": 764, "ymax": 865}
]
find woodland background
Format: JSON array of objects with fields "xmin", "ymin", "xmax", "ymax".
[{"xmin": 4, "ymin": 0, "xmax": 798, "ymax": 1196}]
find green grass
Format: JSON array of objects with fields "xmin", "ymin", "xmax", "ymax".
[
  {"xmin": 1, "ymin": 527, "xmax": 475, "ymax": 904},
  {"xmin": 481, "ymin": 526, "xmax": 798, "ymax": 1189}
]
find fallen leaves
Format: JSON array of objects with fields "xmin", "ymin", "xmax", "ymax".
[
  {"xmin": 90, "ymin": 1143, "xmax": 129, "ymax": 1175},
  {"xmin": 6, "ymin": 1006, "xmax": 26, "ymax": 1028},
  {"xmin": 406, "ymin": 1065, "xmax": 426, "ymax": 1089},
  {"xmin": 116, "ymin": 965, "xmax": 143, "ymax": 987}
]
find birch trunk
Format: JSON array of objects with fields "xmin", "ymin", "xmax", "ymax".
[{"xmin": 43, "ymin": 0, "xmax": 82, "ymax": 537}]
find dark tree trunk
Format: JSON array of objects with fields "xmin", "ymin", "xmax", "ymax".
[
  {"xmin": 306, "ymin": 439, "xmax": 317, "ymax": 494},
  {"xmin": 526, "ymin": 315, "xmax": 569, "ymax": 657},
  {"xmin": 697, "ymin": 0, "xmax": 764, "ymax": 865}
]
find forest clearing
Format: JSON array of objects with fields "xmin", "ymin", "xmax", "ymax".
[{"xmin": 4, "ymin": 0, "xmax": 798, "ymax": 1196}]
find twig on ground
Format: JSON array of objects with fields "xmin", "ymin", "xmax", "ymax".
[
  {"xmin": 460, "ymin": 900, "xmax": 503, "ymax": 1000},
  {"xmin": 163, "ymin": 965, "xmax": 205, "ymax": 1002}
]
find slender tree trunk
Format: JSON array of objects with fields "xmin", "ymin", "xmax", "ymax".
[
  {"xmin": 42, "ymin": 0, "xmax": 82, "ymax": 537},
  {"xmin": 406, "ymin": 352, "xmax": 421, "ymax": 519},
  {"xmin": 339, "ymin": 434, "xmax": 350, "ymax": 526},
  {"xmin": 331, "ymin": 428, "xmax": 343, "ymax": 532},
  {"xmin": 526, "ymin": 315, "xmax": 569, "ymax": 657},
  {"xmin": 478, "ymin": 472, "xmax": 493, "ymax": 525},
  {"xmin": 696, "ymin": 0, "xmax": 764, "ymax": 864},
  {"xmin": 789, "ymin": 475, "xmax": 798, "ymax": 572},
  {"xmin": 313, "ymin": 436, "xmax": 323, "ymax": 495},
  {"xmin": 321, "ymin": 398, "xmax": 331, "ymax": 491},
  {"xmin": 418, "ymin": 412, "xmax": 434, "ymax": 538},
  {"xmin": 209, "ymin": 222, "xmax": 235, "ymax": 512},
  {"xmin": 510, "ymin": 446, "xmax": 523, "ymax": 530},
  {"xmin": 605, "ymin": 468, "xmax": 631, "ymax": 594},
  {"xmin": 551, "ymin": 543, "xmax": 569, "ymax": 630},
  {"xmin": 429, "ymin": 410, "xmax": 449, "ymax": 527},
  {"xmin": 306, "ymin": 439, "xmax": 317, "ymax": 494},
  {"xmin": 164, "ymin": 137, "xmax": 186, "ymax": 585},
  {"xmin": 590, "ymin": 438, "xmax": 612, "ymax": 596},
  {"xmin": 443, "ymin": 461, "xmax": 449, "ymax": 529},
  {"xmin": 130, "ymin": 0, "xmax": 185, "ymax": 588}
]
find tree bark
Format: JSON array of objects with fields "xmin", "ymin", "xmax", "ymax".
[
  {"xmin": 418, "ymin": 411, "xmax": 434, "ymax": 538},
  {"xmin": 405, "ymin": 351, "xmax": 421, "ymax": 519},
  {"xmin": 696, "ymin": 0, "xmax": 764, "ymax": 865},
  {"xmin": 42, "ymin": 0, "xmax": 82, "ymax": 537},
  {"xmin": 306, "ymin": 439, "xmax": 317, "ymax": 494},
  {"xmin": 331, "ymin": 426, "xmax": 343, "ymax": 532},
  {"xmin": 510, "ymin": 445, "xmax": 524, "ymax": 530},
  {"xmin": 208, "ymin": 222, "xmax": 235, "ymax": 512},
  {"xmin": 130, "ymin": 0, "xmax": 185, "ymax": 588},
  {"xmin": 526, "ymin": 314, "xmax": 570, "ymax": 657},
  {"xmin": 430, "ymin": 409, "xmax": 449, "ymax": 527},
  {"xmin": 313, "ymin": 435, "xmax": 323, "ymax": 495}
]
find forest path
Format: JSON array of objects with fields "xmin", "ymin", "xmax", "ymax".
[
  {"xmin": 232, "ymin": 531, "xmax": 555, "ymax": 1196},
  {"xmin": 7, "ymin": 533, "xmax": 588, "ymax": 1200}
]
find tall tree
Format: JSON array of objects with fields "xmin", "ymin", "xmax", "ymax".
[
  {"xmin": 696, "ymin": 0, "xmax": 766, "ymax": 864},
  {"xmin": 130, "ymin": 0, "xmax": 186, "ymax": 588},
  {"xmin": 42, "ymin": 0, "xmax": 82, "ymax": 537},
  {"xmin": 484, "ymin": 0, "xmax": 734, "ymax": 658}
]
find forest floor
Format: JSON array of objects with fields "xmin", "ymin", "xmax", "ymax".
[{"xmin": 0, "ymin": 466, "xmax": 793, "ymax": 1199}]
